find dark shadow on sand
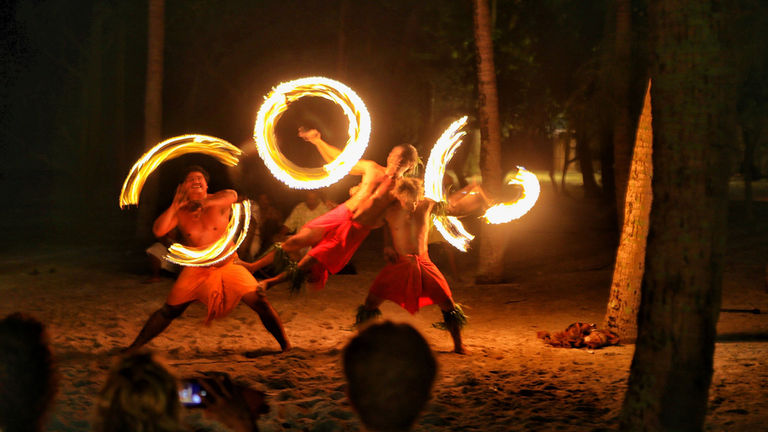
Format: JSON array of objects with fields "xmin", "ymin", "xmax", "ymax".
[{"xmin": 716, "ymin": 332, "xmax": 768, "ymax": 342}]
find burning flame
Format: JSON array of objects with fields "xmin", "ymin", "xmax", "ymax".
[
  {"xmin": 120, "ymin": 134, "xmax": 242, "ymax": 208},
  {"xmin": 120, "ymin": 134, "xmax": 250, "ymax": 267},
  {"xmin": 254, "ymin": 77, "xmax": 371, "ymax": 189},
  {"xmin": 424, "ymin": 116, "xmax": 475, "ymax": 252},
  {"xmin": 165, "ymin": 200, "xmax": 251, "ymax": 267},
  {"xmin": 483, "ymin": 167, "xmax": 540, "ymax": 224}
]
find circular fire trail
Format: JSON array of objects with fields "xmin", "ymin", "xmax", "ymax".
[
  {"xmin": 119, "ymin": 134, "xmax": 250, "ymax": 266},
  {"xmin": 253, "ymin": 77, "xmax": 371, "ymax": 189}
]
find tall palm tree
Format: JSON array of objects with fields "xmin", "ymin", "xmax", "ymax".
[
  {"xmin": 620, "ymin": 2, "xmax": 737, "ymax": 429},
  {"xmin": 604, "ymin": 80, "xmax": 652, "ymax": 343},
  {"xmin": 137, "ymin": 0, "xmax": 164, "ymax": 240},
  {"xmin": 472, "ymin": 0, "xmax": 505, "ymax": 283}
]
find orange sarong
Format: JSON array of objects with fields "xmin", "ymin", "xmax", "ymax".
[
  {"xmin": 369, "ymin": 253, "xmax": 453, "ymax": 314},
  {"xmin": 167, "ymin": 257, "xmax": 258, "ymax": 323}
]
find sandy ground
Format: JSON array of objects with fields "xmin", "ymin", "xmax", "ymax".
[{"xmin": 1, "ymin": 187, "xmax": 767, "ymax": 431}]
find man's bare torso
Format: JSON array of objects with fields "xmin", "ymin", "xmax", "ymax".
[
  {"xmin": 176, "ymin": 200, "xmax": 232, "ymax": 247},
  {"xmin": 385, "ymin": 198, "xmax": 435, "ymax": 256}
]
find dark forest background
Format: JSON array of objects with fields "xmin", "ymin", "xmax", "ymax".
[{"xmin": 1, "ymin": 0, "xmax": 765, "ymax": 250}]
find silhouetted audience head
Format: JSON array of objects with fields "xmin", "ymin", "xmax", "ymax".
[
  {"xmin": 343, "ymin": 321, "xmax": 436, "ymax": 432},
  {"xmin": 95, "ymin": 352, "xmax": 183, "ymax": 432},
  {"xmin": 0, "ymin": 313, "xmax": 57, "ymax": 432}
]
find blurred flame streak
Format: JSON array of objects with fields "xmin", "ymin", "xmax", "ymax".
[
  {"xmin": 120, "ymin": 134, "xmax": 243, "ymax": 208},
  {"xmin": 119, "ymin": 134, "xmax": 248, "ymax": 267},
  {"xmin": 254, "ymin": 77, "xmax": 371, "ymax": 189},
  {"xmin": 483, "ymin": 167, "xmax": 541, "ymax": 224},
  {"xmin": 165, "ymin": 200, "xmax": 251, "ymax": 267},
  {"xmin": 424, "ymin": 116, "xmax": 474, "ymax": 252}
]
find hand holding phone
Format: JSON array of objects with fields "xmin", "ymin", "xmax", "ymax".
[{"xmin": 178, "ymin": 378, "xmax": 208, "ymax": 408}]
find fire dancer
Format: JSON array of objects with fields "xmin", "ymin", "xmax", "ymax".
[
  {"xmin": 124, "ymin": 165, "xmax": 290, "ymax": 353},
  {"xmin": 355, "ymin": 179, "xmax": 491, "ymax": 354},
  {"xmin": 237, "ymin": 128, "xmax": 419, "ymax": 292}
]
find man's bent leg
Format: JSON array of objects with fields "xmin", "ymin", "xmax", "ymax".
[
  {"xmin": 123, "ymin": 302, "xmax": 191, "ymax": 353},
  {"xmin": 438, "ymin": 299, "xmax": 468, "ymax": 354},
  {"xmin": 241, "ymin": 291, "xmax": 291, "ymax": 352},
  {"xmin": 243, "ymin": 227, "xmax": 324, "ymax": 274},
  {"xmin": 260, "ymin": 254, "xmax": 321, "ymax": 293},
  {"xmin": 280, "ymin": 226, "xmax": 324, "ymax": 261}
]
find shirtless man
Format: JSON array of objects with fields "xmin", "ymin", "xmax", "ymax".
[
  {"xmin": 238, "ymin": 128, "xmax": 419, "ymax": 292},
  {"xmin": 124, "ymin": 165, "xmax": 290, "ymax": 353},
  {"xmin": 355, "ymin": 179, "xmax": 490, "ymax": 354}
]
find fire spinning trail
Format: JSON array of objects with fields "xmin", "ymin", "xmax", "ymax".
[
  {"xmin": 120, "ymin": 134, "xmax": 251, "ymax": 267},
  {"xmin": 253, "ymin": 76, "xmax": 371, "ymax": 189}
]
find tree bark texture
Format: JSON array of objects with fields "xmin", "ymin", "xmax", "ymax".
[
  {"xmin": 619, "ymin": 2, "xmax": 736, "ymax": 431},
  {"xmin": 137, "ymin": 0, "xmax": 165, "ymax": 240},
  {"xmin": 604, "ymin": 81, "xmax": 653, "ymax": 344},
  {"xmin": 472, "ymin": 0, "xmax": 506, "ymax": 282}
]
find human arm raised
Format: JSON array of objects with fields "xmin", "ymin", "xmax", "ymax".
[
  {"xmin": 152, "ymin": 184, "xmax": 186, "ymax": 238},
  {"xmin": 298, "ymin": 127, "xmax": 381, "ymax": 176},
  {"xmin": 203, "ymin": 189, "xmax": 238, "ymax": 208}
]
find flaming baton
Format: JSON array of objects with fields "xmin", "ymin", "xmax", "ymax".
[
  {"xmin": 119, "ymin": 134, "xmax": 250, "ymax": 267},
  {"xmin": 120, "ymin": 134, "xmax": 242, "ymax": 208},
  {"xmin": 424, "ymin": 116, "xmax": 475, "ymax": 252},
  {"xmin": 165, "ymin": 200, "xmax": 251, "ymax": 267},
  {"xmin": 483, "ymin": 167, "xmax": 541, "ymax": 224},
  {"xmin": 254, "ymin": 77, "xmax": 371, "ymax": 189}
]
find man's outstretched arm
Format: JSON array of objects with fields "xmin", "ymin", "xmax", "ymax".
[
  {"xmin": 298, "ymin": 127, "xmax": 380, "ymax": 176},
  {"xmin": 203, "ymin": 189, "xmax": 238, "ymax": 208},
  {"xmin": 445, "ymin": 183, "xmax": 492, "ymax": 217}
]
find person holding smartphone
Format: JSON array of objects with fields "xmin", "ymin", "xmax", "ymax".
[{"xmin": 95, "ymin": 351, "xmax": 267, "ymax": 432}]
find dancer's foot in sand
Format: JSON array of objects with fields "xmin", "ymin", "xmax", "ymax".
[{"xmin": 454, "ymin": 344, "xmax": 470, "ymax": 355}]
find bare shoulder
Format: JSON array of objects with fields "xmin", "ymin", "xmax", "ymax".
[{"xmin": 359, "ymin": 160, "xmax": 386, "ymax": 177}]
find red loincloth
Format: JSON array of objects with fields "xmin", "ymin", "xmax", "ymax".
[
  {"xmin": 369, "ymin": 253, "xmax": 453, "ymax": 314},
  {"xmin": 167, "ymin": 256, "xmax": 258, "ymax": 323},
  {"xmin": 304, "ymin": 204, "xmax": 371, "ymax": 284}
]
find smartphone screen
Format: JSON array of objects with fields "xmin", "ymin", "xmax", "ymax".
[{"xmin": 178, "ymin": 379, "xmax": 207, "ymax": 408}]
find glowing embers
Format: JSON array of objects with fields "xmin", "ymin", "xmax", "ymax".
[
  {"xmin": 165, "ymin": 200, "xmax": 251, "ymax": 267},
  {"xmin": 483, "ymin": 167, "xmax": 541, "ymax": 224},
  {"xmin": 119, "ymin": 134, "xmax": 249, "ymax": 267},
  {"xmin": 120, "ymin": 134, "xmax": 243, "ymax": 208},
  {"xmin": 424, "ymin": 116, "xmax": 475, "ymax": 252},
  {"xmin": 254, "ymin": 76, "xmax": 371, "ymax": 189}
]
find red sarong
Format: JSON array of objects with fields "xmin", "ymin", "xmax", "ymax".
[
  {"xmin": 167, "ymin": 256, "xmax": 258, "ymax": 323},
  {"xmin": 369, "ymin": 253, "xmax": 453, "ymax": 314},
  {"xmin": 304, "ymin": 204, "xmax": 371, "ymax": 281}
]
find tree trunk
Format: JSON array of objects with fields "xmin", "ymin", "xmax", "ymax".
[
  {"xmin": 740, "ymin": 124, "xmax": 755, "ymax": 224},
  {"xmin": 604, "ymin": 81, "xmax": 652, "ymax": 344},
  {"xmin": 612, "ymin": 0, "xmax": 633, "ymax": 226},
  {"xmin": 619, "ymin": 2, "xmax": 736, "ymax": 430},
  {"xmin": 79, "ymin": 4, "xmax": 104, "ymax": 205},
  {"xmin": 137, "ymin": 0, "xmax": 165, "ymax": 241},
  {"xmin": 472, "ymin": 0, "xmax": 506, "ymax": 283},
  {"xmin": 575, "ymin": 126, "xmax": 601, "ymax": 198},
  {"xmin": 336, "ymin": 0, "xmax": 349, "ymax": 80}
]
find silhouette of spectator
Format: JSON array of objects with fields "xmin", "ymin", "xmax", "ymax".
[
  {"xmin": 0, "ymin": 313, "xmax": 57, "ymax": 432},
  {"xmin": 275, "ymin": 190, "xmax": 332, "ymax": 242},
  {"xmin": 256, "ymin": 192, "xmax": 283, "ymax": 252},
  {"xmin": 237, "ymin": 196, "xmax": 263, "ymax": 262},
  {"xmin": 95, "ymin": 351, "xmax": 267, "ymax": 432},
  {"xmin": 343, "ymin": 321, "xmax": 436, "ymax": 432},
  {"xmin": 145, "ymin": 230, "xmax": 181, "ymax": 283}
]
